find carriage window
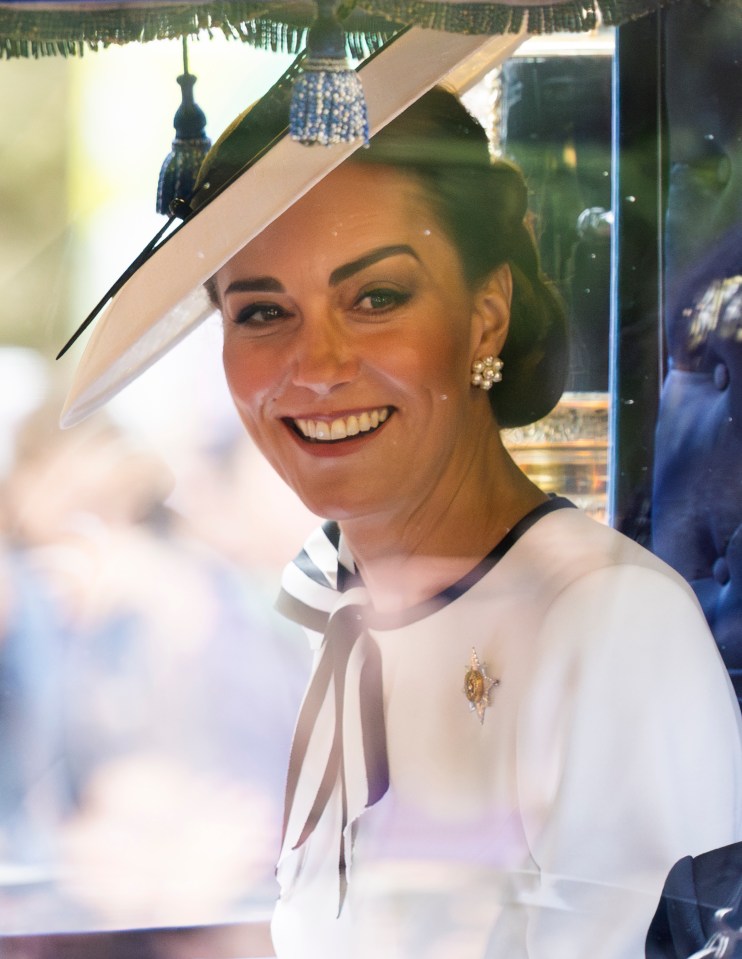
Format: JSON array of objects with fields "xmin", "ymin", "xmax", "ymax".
[
  {"xmin": 10, "ymin": 11, "xmax": 733, "ymax": 949},
  {"xmin": 464, "ymin": 29, "xmax": 614, "ymax": 524}
]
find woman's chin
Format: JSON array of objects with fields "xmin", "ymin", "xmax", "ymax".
[{"xmin": 293, "ymin": 491, "xmax": 379, "ymax": 523}]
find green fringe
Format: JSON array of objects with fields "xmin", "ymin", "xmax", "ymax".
[
  {"xmin": 355, "ymin": 0, "xmax": 740, "ymax": 34},
  {"xmin": 358, "ymin": 0, "xmax": 670, "ymax": 34},
  {"xmin": 0, "ymin": 1, "xmax": 399, "ymax": 59},
  {"xmin": 1, "ymin": 0, "xmax": 740, "ymax": 58}
]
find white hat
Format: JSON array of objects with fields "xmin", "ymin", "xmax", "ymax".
[{"xmin": 59, "ymin": 26, "xmax": 525, "ymax": 427}]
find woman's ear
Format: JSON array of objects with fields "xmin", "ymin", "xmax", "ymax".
[{"xmin": 470, "ymin": 263, "xmax": 512, "ymax": 358}]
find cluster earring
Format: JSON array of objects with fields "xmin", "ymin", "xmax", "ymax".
[{"xmin": 471, "ymin": 355, "xmax": 503, "ymax": 391}]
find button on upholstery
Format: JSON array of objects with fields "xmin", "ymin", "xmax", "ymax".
[
  {"xmin": 714, "ymin": 556, "xmax": 731, "ymax": 585},
  {"xmin": 714, "ymin": 362, "xmax": 730, "ymax": 391}
]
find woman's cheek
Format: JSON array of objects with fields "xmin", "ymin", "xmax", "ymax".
[{"xmin": 223, "ymin": 341, "xmax": 269, "ymax": 409}]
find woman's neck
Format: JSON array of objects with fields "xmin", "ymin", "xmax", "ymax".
[{"xmin": 340, "ymin": 443, "xmax": 546, "ymax": 614}]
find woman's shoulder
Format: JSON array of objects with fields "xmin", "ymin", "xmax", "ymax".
[
  {"xmin": 512, "ymin": 503, "xmax": 695, "ymax": 602},
  {"xmin": 510, "ymin": 506, "xmax": 734, "ymax": 694}
]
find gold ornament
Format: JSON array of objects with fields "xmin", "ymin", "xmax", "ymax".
[{"xmin": 463, "ymin": 647, "xmax": 500, "ymax": 724}]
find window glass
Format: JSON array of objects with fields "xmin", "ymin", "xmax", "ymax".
[{"xmin": 2, "ymin": 23, "xmax": 618, "ymax": 944}]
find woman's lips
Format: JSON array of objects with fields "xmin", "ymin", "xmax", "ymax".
[{"xmin": 285, "ymin": 406, "xmax": 391, "ymax": 443}]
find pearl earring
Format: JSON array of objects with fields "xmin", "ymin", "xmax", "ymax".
[{"xmin": 471, "ymin": 355, "xmax": 503, "ymax": 391}]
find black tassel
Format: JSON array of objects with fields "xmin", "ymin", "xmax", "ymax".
[
  {"xmin": 289, "ymin": 0, "xmax": 368, "ymax": 146},
  {"xmin": 156, "ymin": 37, "xmax": 211, "ymax": 215}
]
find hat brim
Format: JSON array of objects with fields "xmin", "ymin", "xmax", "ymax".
[{"xmin": 60, "ymin": 26, "xmax": 526, "ymax": 428}]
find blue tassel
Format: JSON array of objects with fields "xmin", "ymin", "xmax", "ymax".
[
  {"xmin": 156, "ymin": 39, "xmax": 211, "ymax": 214},
  {"xmin": 289, "ymin": 1, "xmax": 369, "ymax": 146}
]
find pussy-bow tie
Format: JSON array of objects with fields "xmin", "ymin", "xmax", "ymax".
[{"xmin": 279, "ymin": 587, "xmax": 389, "ymax": 911}]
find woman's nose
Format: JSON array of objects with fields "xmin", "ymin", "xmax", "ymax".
[{"xmin": 290, "ymin": 315, "xmax": 358, "ymax": 394}]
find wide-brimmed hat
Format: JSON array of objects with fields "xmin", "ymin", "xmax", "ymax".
[{"xmin": 59, "ymin": 27, "xmax": 525, "ymax": 428}]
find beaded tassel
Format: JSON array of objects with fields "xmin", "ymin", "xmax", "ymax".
[
  {"xmin": 289, "ymin": 1, "xmax": 368, "ymax": 146},
  {"xmin": 156, "ymin": 38, "xmax": 211, "ymax": 214}
]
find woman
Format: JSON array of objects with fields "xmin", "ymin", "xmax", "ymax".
[
  {"xmin": 199, "ymin": 88, "xmax": 742, "ymax": 958},
  {"xmin": 62, "ymin": 64, "xmax": 742, "ymax": 956}
]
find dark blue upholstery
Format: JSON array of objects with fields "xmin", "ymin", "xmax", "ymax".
[
  {"xmin": 651, "ymin": 0, "xmax": 742, "ymax": 710},
  {"xmin": 646, "ymin": 842, "xmax": 742, "ymax": 958},
  {"xmin": 652, "ymin": 227, "xmax": 742, "ymax": 705}
]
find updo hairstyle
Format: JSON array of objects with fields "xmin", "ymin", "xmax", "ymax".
[{"xmin": 354, "ymin": 87, "xmax": 567, "ymax": 428}]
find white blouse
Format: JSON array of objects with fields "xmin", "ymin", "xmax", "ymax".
[{"xmin": 272, "ymin": 502, "xmax": 742, "ymax": 959}]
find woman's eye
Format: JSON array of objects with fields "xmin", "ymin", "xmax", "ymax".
[
  {"xmin": 355, "ymin": 288, "xmax": 410, "ymax": 313},
  {"xmin": 234, "ymin": 303, "xmax": 289, "ymax": 327}
]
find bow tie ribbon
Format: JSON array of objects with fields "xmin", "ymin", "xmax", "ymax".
[{"xmin": 279, "ymin": 589, "xmax": 389, "ymax": 911}]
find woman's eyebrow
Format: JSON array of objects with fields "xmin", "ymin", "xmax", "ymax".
[
  {"xmin": 329, "ymin": 245, "xmax": 420, "ymax": 286},
  {"xmin": 221, "ymin": 245, "xmax": 419, "ymax": 296},
  {"xmin": 223, "ymin": 276, "xmax": 284, "ymax": 296}
]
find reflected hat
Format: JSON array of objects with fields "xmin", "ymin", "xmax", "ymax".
[{"xmin": 59, "ymin": 27, "xmax": 525, "ymax": 428}]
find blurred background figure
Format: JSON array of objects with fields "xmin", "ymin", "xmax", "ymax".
[
  {"xmin": 0, "ymin": 380, "xmax": 313, "ymax": 931},
  {"xmin": 0, "ymin": 43, "xmax": 318, "ymax": 929}
]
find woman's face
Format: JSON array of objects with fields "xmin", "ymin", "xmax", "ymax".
[{"xmin": 217, "ymin": 163, "xmax": 509, "ymax": 522}]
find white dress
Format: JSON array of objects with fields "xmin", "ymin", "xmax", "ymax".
[{"xmin": 271, "ymin": 500, "xmax": 742, "ymax": 959}]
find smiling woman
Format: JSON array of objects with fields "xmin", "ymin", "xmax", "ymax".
[
  {"xmin": 60, "ymin": 40, "xmax": 742, "ymax": 959},
  {"xmin": 217, "ymin": 161, "xmax": 515, "ymax": 533}
]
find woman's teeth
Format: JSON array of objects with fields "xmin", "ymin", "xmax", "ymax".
[{"xmin": 293, "ymin": 408, "xmax": 390, "ymax": 442}]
